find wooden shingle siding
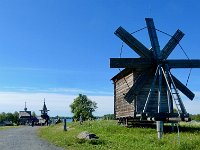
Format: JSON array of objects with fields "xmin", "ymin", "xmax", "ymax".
[{"xmin": 115, "ymin": 72, "xmax": 134, "ymax": 118}]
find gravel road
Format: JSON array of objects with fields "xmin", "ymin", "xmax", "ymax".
[{"xmin": 0, "ymin": 126, "xmax": 64, "ymax": 150}]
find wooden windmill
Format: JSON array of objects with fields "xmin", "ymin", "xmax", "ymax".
[{"xmin": 110, "ymin": 18, "xmax": 200, "ymax": 127}]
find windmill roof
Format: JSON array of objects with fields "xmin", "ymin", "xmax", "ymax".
[
  {"xmin": 111, "ymin": 68, "xmax": 135, "ymax": 81},
  {"xmin": 19, "ymin": 111, "xmax": 31, "ymax": 117}
]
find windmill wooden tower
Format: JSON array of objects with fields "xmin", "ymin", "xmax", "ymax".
[{"xmin": 110, "ymin": 18, "xmax": 200, "ymax": 132}]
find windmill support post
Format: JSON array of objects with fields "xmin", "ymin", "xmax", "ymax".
[
  {"xmin": 171, "ymin": 123, "xmax": 175, "ymax": 132},
  {"xmin": 156, "ymin": 121, "xmax": 163, "ymax": 139}
]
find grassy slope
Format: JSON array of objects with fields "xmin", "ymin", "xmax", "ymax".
[{"xmin": 38, "ymin": 120, "xmax": 200, "ymax": 150}]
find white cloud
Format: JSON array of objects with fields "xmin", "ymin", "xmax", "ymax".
[
  {"xmin": 182, "ymin": 91, "xmax": 200, "ymax": 114},
  {"xmin": 1, "ymin": 90, "xmax": 198, "ymax": 118},
  {"xmin": 46, "ymin": 88, "xmax": 113, "ymax": 95},
  {"xmin": 1, "ymin": 87, "xmax": 113, "ymax": 96},
  {"xmin": 88, "ymin": 96, "xmax": 114, "ymax": 116},
  {"xmin": 0, "ymin": 92, "xmax": 114, "ymax": 117}
]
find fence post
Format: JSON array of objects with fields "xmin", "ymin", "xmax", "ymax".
[{"xmin": 64, "ymin": 118, "xmax": 67, "ymax": 131}]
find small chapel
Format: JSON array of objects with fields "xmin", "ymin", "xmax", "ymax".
[{"xmin": 19, "ymin": 102, "xmax": 32, "ymax": 125}]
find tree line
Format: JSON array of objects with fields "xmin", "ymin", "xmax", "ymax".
[
  {"xmin": 191, "ymin": 114, "xmax": 200, "ymax": 121},
  {"xmin": 2, "ymin": 94, "xmax": 200, "ymax": 125},
  {"xmin": 0, "ymin": 111, "xmax": 19, "ymax": 124}
]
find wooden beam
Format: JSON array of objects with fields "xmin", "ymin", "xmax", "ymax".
[
  {"xmin": 161, "ymin": 66, "xmax": 173, "ymax": 113},
  {"xmin": 161, "ymin": 30, "xmax": 184, "ymax": 60},
  {"xmin": 145, "ymin": 18, "xmax": 160, "ymax": 59},
  {"xmin": 143, "ymin": 66, "xmax": 160, "ymax": 113},
  {"xmin": 161, "ymin": 66, "xmax": 187, "ymax": 115},
  {"xmin": 167, "ymin": 87, "xmax": 173, "ymax": 113},
  {"xmin": 115, "ymin": 26, "xmax": 152, "ymax": 58},
  {"xmin": 171, "ymin": 75, "xmax": 195, "ymax": 100},
  {"xmin": 161, "ymin": 66, "xmax": 178, "ymax": 110},
  {"xmin": 162, "ymin": 66, "xmax": 173, "ymax": 113},
  {"xmin": 110, "ymin": 58, "xmax": 152, "ymax": 68},
  {"xmin": 158, "ymin": 66, "xmax": 162, "ymax": 113},
  {"xmin": 166, "ymin": 59, "xmax": 200, "ymax": 68}
]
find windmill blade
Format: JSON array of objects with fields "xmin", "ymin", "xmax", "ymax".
[
  {"xmin": 145, "ymin": 18, "xmax": 160, "ymax": 59},
  {"xmin": 171, "ymin": 75, "xmax": 195, "ymax": 100},
  {"xmin": 124, "ymin": 71, "xmax": 149, "ymax": 103},
  {"xmin": 115, "ymin": 26, "xmax": 152, "ymax": 58},
  {"xmin": 167, "ymin": 59, "xmax": 200, "ymax": 68},
  {"xmin": 161, "ymin": 30, "xmax": 184, "ymax": 60},
  {"xmin": 110, "ymin": 58, "xmax": 152, "ymax": 68}
]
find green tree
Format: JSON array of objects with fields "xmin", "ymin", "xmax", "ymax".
[
  {"xmin": 6, "ymin": 113, "xmax": 14, "ymax": 122},
  {"xmin": 191, "ymin": 114, "xmax": 200, "ymax": 121},
  {"xmin": 0, "ymin": 112, "xmax": 6, "ymax": 122},
  {"xmin": 70, "ymin": 94, "xmax": 97, "ymax": 121},
  {"xmin": 0, "ymin": 112, "xmax": 19, "ymax": 124},
  {"xmin": 32, "ymin": 111, "xmax": 37, "ymax": 117},
  {"xmin": 103, "ymin": 114, "xmax": 115, "ymax": 120},
  {"xmin": 13, "ymin": 111, "xmax": 19, "ymax": 124}
]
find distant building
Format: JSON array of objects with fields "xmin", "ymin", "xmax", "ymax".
[
  {"xmin": 0, "ymin": 121, "xmax": 13, "ymax": 126},
  {"xmin": 39, "ymin": 99, "xmax": 50, "ymax": 125},
  {"xmin": 19, "ymin": 102, "xmax": 32, "ymax": 125}
]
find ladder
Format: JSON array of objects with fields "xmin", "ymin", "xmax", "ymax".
[{"xmin": 168, "ymin": 72, "xmax": 187, "ymax": 116}]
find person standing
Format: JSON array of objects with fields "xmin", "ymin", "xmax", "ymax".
[{"xmin": 31, "ymin": 120, "xmax": 34, "ymax": 127}]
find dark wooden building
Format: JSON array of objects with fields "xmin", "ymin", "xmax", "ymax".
[
  {"xmin": 111, "ymin": 68, "xmax": 174, "ymax": 123},
  {"xmin": 19, "ymin": 102, "xmax": 32, "ymax": 125}
]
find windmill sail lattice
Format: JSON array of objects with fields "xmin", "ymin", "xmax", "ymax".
[{"xmin": 110, "ymin": 18, "xmax": 200, "ymax": 122}]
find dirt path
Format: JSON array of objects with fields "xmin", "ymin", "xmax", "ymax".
[{"xmin": 0, "ymin": 126, "xmax": 64, "ymax": 150}]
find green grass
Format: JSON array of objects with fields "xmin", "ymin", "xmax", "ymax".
[{"xmin": 38, "ymin": 120, "xmax": 200, "ymax": 150}]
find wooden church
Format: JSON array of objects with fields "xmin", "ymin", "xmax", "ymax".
[
  {"xmin": 39, "ymin": 99, "xmax": 50, "ymax": 125},
  {"xmin": 110, "ymin": 18, "xmax": 200, "ymax": 126},
  {"xmin": 19, "ymin": 102, "xmax": 32, "ymax": 125}
]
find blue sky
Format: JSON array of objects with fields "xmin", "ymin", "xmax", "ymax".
[{"xmin": 0, "ymin": 0, "xmax": 200, "ymax": 116}]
